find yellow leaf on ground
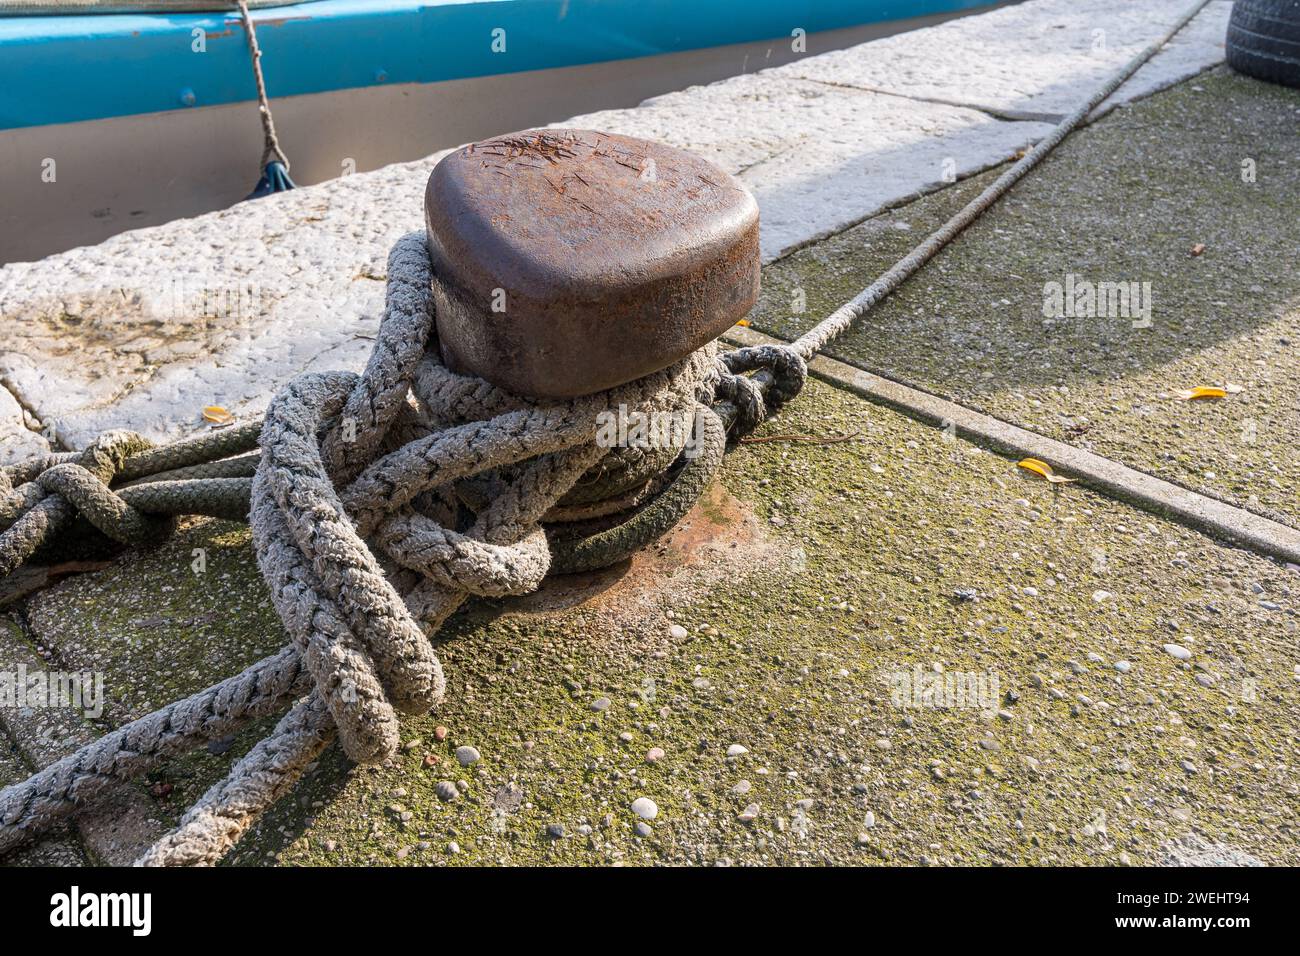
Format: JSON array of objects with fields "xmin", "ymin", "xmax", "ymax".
[
  {"xmin": 735, "ymin": 318, "xmax": 751, "ymax": 327},
  {"xmin": 1175, "ymin": 386, "xmax": 1227, "ymax": 401},
  {"xmin": 202, "ymin": 405, "xmax": 235, "ymax": 425},
  {"xmin": 1017, "ymin": 457, "xmax": 1076, "ymax": 484}
]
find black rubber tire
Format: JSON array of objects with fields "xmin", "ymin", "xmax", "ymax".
[{"xmin": 1226, "ymin": 0, "xmax": 1300, "ymax": 89}]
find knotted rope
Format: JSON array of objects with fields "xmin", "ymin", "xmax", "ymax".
[{"xmin": 0, "ymin": 231, "xmax": 805, "ymax": 866}]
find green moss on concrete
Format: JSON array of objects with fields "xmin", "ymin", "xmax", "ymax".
[
  {"xmin": 28, "ymin": 377, "xmax": 1279, "ymax": 867},
  {"xmin": 20, "ymin": 521, "xmax": 289, "ymax": 820},
  {"xmin": 25, "ymin": 521, "xmax": 285, "ymax": 723},
  {"xmin": 753, "ymin": 69, "xmax": 1300, "ymax": 528}
]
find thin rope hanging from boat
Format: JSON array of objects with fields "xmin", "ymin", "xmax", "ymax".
[{"xmin": 236, "ymin": 0, "xmax": 295, "ymax": 198}]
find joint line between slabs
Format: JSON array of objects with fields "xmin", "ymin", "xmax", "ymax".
[{"xmin": 723, "ymin": 325, "xmax": 1300, "ymax": 566}]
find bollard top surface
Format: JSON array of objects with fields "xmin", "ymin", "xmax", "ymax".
[{"xmin": 424, "ymin": 128, "xmax": 759, "ymax": 398}]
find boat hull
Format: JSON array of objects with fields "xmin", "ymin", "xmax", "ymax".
[{"xmin": 0, "ymin": 2, "xmax": 1005, "ymax": 263}]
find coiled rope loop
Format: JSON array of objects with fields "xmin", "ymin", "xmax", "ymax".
[{"xmin": 0, "ymin": 230, "xmax": 804, "ymax": 865}]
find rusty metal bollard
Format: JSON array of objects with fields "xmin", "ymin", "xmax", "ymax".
[{"xmin": 424, "ymin": 129, "xmax": 759, "ymax": 398}]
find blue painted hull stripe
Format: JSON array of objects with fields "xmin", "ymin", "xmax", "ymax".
[{"xmin": 0, "ymin": 0, "xmax": 993, "ymax": 131}]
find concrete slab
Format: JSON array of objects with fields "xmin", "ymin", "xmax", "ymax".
[
  {"xmin": 0, "ymin": 383, "xmax": 48, "ymax": 466},
  {"xmin": 0, "ymin": 0, "xmax": 1223, "ymax": 453},
  {"xmin": 559, "ymin": 76, "xmax": 1052, "ymax": 262},
  {"xmin": 14, "ymin": 376, "xmax": 1300, "ymax": 866},
  {"xmin": 771, "ymin": 0, "xmax": 1231, "ymax": 120},
  {"xmin": 0, "ymin": 160, "xmax": 438, "ymax": 451},
  {"xmin": 753, "ymin": 69, "xmax": 1300, "ymax": 530}
]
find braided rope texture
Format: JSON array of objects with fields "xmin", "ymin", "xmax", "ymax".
[{"xmin": 0, "ymin": 231, "xmax": 806, "ymax": 866}]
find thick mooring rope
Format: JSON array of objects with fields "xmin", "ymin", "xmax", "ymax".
[
  {"xmin": 0, "ymin": 0, "xmax": 1211, "ymax": 865},
  {"xmin": 0, "ymin": 233, "xmax": 805, "ymax": 865}
]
